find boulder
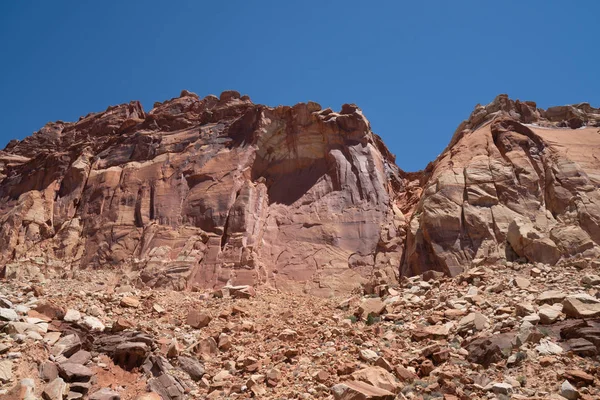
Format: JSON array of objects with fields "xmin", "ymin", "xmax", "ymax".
[
  {"xmin": 562, "ymin": 297, "xmax": 600, "ymax": 318},
  {"xmin": 331, "ymin": 381, "xmax": 395, "ymax": 400},
  {"xmin": 186, "ymin": 310, "xmax": 211, "ymax": 329},
  {"xmin": 350, "ymin": 366, "xmax": 401, "ymax": 393},
  {"xmin": 42, "ymin": 378, "xmax": 68, "ymax": 400}
]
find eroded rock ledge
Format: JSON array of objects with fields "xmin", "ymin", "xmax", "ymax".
[{"xmin": 1, "ymin": 91, "xmax": 599, "ymax": 293}]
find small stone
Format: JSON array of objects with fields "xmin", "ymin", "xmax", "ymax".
[
  {"xmin": 120, "ymin": 297, "xmax": 140, "ymax": 308},
  {"xmin": 537, "ymin": 290, "xmax": 567, "ymax": 305},
  {"xmin": 82, "ymin": 316, "xmax": 105, "ymax": 332},
  {"xmin": 514, "ymin": 276, "xmax": 530, "ymax": 289},
  {"xmin": 152, "ymin": 304, "xmax": 165, "ymax": 314},
  {"xmin": 490, "ymin": 382, "xmax": 512, "ymax": 395},
  {"xmin": 562, "ymin": 296, "xmax": 600, "ymax": 318},
  {"xmin": 457, "ymin": 312, "xmax": 488, "ymax": 334},
  {"xmin": 217, "ymin": 334, "xmax": 231, "ymax": 351},
  {"xmin": 63, "ymin": 309, "xmax": 81, "ymax": 322},
  {"xmin": 358, "ymin": 298, "xmax": 386, "ymax": 318},
  {"xmin": 515, "ymin": 303, "xmax": 535, "ymax": 317},
  {"xmin": 213, "ymin": 369, "xmax": 231, "ymax": 382},
  {"xmin": 0, "ymin": 360, "xmax": 13, "ymax": 382},
  {"xmin": 560, "ymin": 380, "xmax": 580, "ymax": 400},
  {"xmin": 89, "ymin": 387, "xmax": 121, "ymax": 400},
  {"xmin": 194, "ymin": 337, "xmax": 218, "ymax": 356},
  {"xmin": 331, "ymin": 381, "xmax": 395, "ymax": 400},
  {"xmin": 0, "ymin": 308, "xmax": 19, "ymax": 321},
  {"xmin": 51, "ymin": 334, "xmax": 82, "ymax": 358},
  {"xmin": 539, "ymin": 304, "xmax": 562, "ymax": 324},
  {"xmin": 67, "ymin": 350, "xmax": 92, "ymax": 365},
  {"xmin": 58, "ymin": 363, "xmax": 95, "ymax": 382},
  {"xmin": 186, "ymin": 310, "xmax": 211, "ymax": 329},
  {"xmin": 112, "ymin": 318, "xmax": 134, "ymax": 332},
  {"xmin": 539, "ymin": 356, "xmax": 554, "ymax": 367},
  {"xmin": 351, "ymin": 366, "xmax": 401, "ymax": 393},
  {"xmin": 359, "ymin": 349, "xmax": 379, "ymax": 363},
  {"xmin": 43, "ymin": 378, "xmax": 68, "ymax": 400},
  {"xmin": 312, "ymin": 370, "xmax": 329, "ymax": 383},
  {"xmin": 40, "ymin": 361, "xmax": 59, "ymax": 382},
  {"xmin": 536, "ymin": 339, "xmax": 564, "ymax": 355},
  {"xmin": 581, "ymin": 274, "xmax": 600, "ymax": 285},
  {"xmin": 178, "ymin": 356, "xmax": 205, "ymax": 381},
  {"xmin": 278, "ymin": 329, "xmax": 298, "ymax": 341}
]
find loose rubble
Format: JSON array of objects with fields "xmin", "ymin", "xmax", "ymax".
[{"xmin": 0, "ymin": 256, "xmax": 599, "ymax": 399}]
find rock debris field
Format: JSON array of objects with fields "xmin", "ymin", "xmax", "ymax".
[{"xmin": 0, "ymin": 258, "xmax": 599, "ymax": 399}]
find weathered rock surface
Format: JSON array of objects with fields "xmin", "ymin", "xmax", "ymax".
[
  {"xmin": 402, "ymin": 95, "xmax": 600, "ymax": 277},
  {"xmin": 1, "ymin": 91, "xmax": 600, "ymax": 290},
  {"xmin": 0, "ymin": 91, "xmax": 406, "ymax": 295}
]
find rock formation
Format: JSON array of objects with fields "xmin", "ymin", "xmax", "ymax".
[
  {"xmin": 403, "ymin": 95, "xmax": 600, "ymax": 277},
  {"xmin": 1, "ymin": 91, "xmax": 600, "ymax": 293}
]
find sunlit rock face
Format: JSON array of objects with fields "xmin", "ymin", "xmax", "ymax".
[
  {"xmin": 0, "ymin": 91, "xmax": 407, "ymax": 295},
  {"xmin": 402, "ymin": 95, "xmax": 600, "ymax": 277},
  {"xmin": 1, "ymin": 91, "xmax": 599, "ymax": 292}
]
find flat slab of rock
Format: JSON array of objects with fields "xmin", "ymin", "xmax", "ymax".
[
  {"xmin": 351, "ymin": 366, "xmax": 401, "ymax": 393},
  {"xmin": 89, "ymin": 388, "xmax": 121, "ymax": 400},
  {"xmin": 58, "ymin": 363, "xmax": 94, "ymax": 382},
  {"xmin": 120, "ymin": 297, "xmax": 140, "ymax": 308},
  {"xmin": 539, "ymin": 304, "xmax": 562, "ymax": 324},
  {"xmin": 0, "ymin": 359, "xmax": 13, "ymax": 382},
  {"xmin": 358, "ymin": 298, "xmax": 386, "ymax": 317},
  {"xmin": 562, "ymin": 297, "xmax": 600, "ymax": 318},
  {"xmin": 0, "ymin": 307, "xmax": 19, "ymax": 321},
  {"xmin": 537, "ymin": 290, "xmax": 568, "ymax": 305},
  {"xmin": 186, "ymin": 310, "xmax": 211, "ymax": 329},
  {"xmin": 43, "ymin": 377, "xmax": 67, "ymax": 400},
  {"xmin": 331, "ymin": 380, "xmax": 395, "ymax": 400},
  {"xmin": 177, "ymin": 356, "xmax": 204, "ymax": 381},
  {"xmin": 51, "ymin": 334, "xmax": 82, "ymax": 358},
  {"xmin": 457, "ymin": 312, "xmax": 488, "ymax": 334}
]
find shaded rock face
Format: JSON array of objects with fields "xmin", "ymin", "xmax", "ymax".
[
  {"xmin": 0, "ymin": 91, "xmax": 407, "ymax": 295},
  {"xmin": 1, "ymin": 91, "xmax": 600, "ymax": 290}
]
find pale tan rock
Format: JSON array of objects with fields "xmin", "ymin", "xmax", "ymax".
[
  {"xmin": 457, "ymin": 312, "xmax": 488, "ymax": 334},
  {"xmin": 120, "ymin": 296, "xmax": 140, "ymax": 308},
  {"xmin": 562, "ymin": 296, "xmax": 600, "ymax": 318},
  {"xmin": 351, "ymin": 366, "xmax": 402, "ymax": 393},
  {"xmin": 539, "ymin": 304, "xmax": 562, "ymax": 324},
  {"xmin": 331, "ymin": 380, "xmax": 395, "ymax": 400},
  {"xmin": 277, "ymin": 329, "xmax": 298, "ymax": 341},
  {"xmin": 358, "ymin": 298, "xmax": 386, "ymax": 318},
  {"xmin": 0, "ymin": 360, "xmax": 13, "ymax": 382}
]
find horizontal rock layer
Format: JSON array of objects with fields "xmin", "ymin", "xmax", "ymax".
[{"xmin": 1, "ymin": 91, "xmax": 599, "ymax": 293}]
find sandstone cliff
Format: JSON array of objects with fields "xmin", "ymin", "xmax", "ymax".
[{"xmin": 1, "ymin": 91, "xmax": 599, "ymax": 293}]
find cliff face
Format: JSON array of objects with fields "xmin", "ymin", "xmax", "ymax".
[
  {"xmin": 0, "ymin": 91, "xmax": 409, "ymax": 295},
  {"xmin": 403, "ymin": 95, "xmax": 600, "ymax": 277},
  {"xmin": 1, "ymin": 91, "xmax": 599, "ymax": 293}
]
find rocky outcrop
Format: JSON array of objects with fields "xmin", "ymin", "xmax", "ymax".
[
  {"xmin": 1, "ymin": 91, "xmax": 600, "ymax": 290},
  {"xmin": 401, "ymin": 95, "xmax": 600, "ymax": 277},
  {"xmin": 0, "ymin": 90, "xmax": 407, "ymax": 295}
]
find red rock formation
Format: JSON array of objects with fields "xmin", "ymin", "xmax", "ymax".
[
  {"xmin": 402, "ymin": 95, "xmax": 600, "ymax": 277},
  {"xmin": 1, "ymin": 91, "xmax": 600, "ymax": 292},
  {"xmin": 0, "ymin": 91, "xmax": 407, "ymax": 295}
]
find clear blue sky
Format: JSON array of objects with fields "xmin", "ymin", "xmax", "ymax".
[{"xmin": 1, "ymin": 1, "xmax": 598, "ymax": 171}]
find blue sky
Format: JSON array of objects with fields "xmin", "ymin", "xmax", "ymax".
[{"xmin": 1, "ymin": 1, "xmax": 598, "ymax": 171}]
